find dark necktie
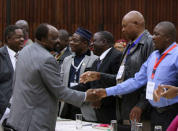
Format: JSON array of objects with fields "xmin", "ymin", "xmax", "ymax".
[{"xmin": 96, "ymin": 59, "xmax": 102, "ymax": 71}]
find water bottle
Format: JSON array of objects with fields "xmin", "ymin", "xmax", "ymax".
[{"xmin": 110, "ymin": 120, "xmax": 117, "ymax": 131}]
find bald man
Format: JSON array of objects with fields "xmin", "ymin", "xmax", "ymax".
[
  {"xmin": 15, "ymin": 20, "xmax": 33, "ymax": 45},
  {"xmin": 114, "ymin": 10, "xmax": 154, "ymax": 128}
]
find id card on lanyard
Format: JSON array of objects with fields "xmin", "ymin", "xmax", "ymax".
[
  {"xmin": 116, "ymin": 34, "xmax": 144, "ymax": 80},
  {"xmin": 146, "ymin": 44, "xmax": 177, "ymax": 100},
  {"xmin": 70, "ymin": 58, "xmax": 84, "ymax": 87}
]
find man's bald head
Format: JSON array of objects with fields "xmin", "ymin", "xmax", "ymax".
[
  {"xmin": 122, "ymin": 11, "xmax": 145, "ymax": 41},
  {"xmin": 15, "ymin": 20, "xmax": 29, "ymax": 31},
  {"xmin": 15, "ymin": 20, "xmax": 29, "ymax": 39},
  {"xmin": 123, "ymin": 11, "xmax": 145, "ymax": 28},
  {"xmin": 35, "ymin": 24, "xmax": 60, "ymax": 51}
]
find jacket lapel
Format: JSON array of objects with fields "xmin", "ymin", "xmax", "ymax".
[
  {"xmin": 63, "ymin": 56, "xmax": 73, "ymax": 85},
  {"xmin": 98, "ymin": 48, "xmax": 114, "ymax": 71},
  {"xmin": 1, "ymin": 46, "xmax": 14, "ymax": 73},
  {"xmin": 79, "ymin": 55, "xmax": 89, "ymax": 76}
]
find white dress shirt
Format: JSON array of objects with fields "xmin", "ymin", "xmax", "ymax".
[
  {"xmin": 99, "ymin": 47, "xmax": 112, "ymax": 61},
  {"xmin": 7, "ymin": 46, "xmax": 17, "ymax": 70}
]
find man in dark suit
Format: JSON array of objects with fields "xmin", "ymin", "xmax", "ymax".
[
  {"xmin": 73, "ymin": 31, "xmax": 122, "ymax": 123},
  {"xmin": 0, "ymin": 25, "xmax": 24, "ymax": 123}
]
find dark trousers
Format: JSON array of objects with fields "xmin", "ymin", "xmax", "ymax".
[{"xmin": 150, "ymin": 103, "xmax": 178, "ymax": 131}]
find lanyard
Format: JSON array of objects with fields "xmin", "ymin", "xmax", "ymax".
[
  {"xmin": 127, "ymin": 33, "xmax": 144, "ymax": 55},
  {"xmin": 72, "ymin": 58, "xmax": 84, "ymax": 82},
  {"xmin": 72, "ymin": 58, "xmax": 84, "ymax": 72},
  {"xmin": 151, "ymin": 44, "xmax": 177, "ymax": 79}
]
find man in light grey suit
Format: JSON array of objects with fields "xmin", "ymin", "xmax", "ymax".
[
  {"xmin": 60, "ymin": 27, "xmax": 98, "ymax": 122},
  {"xmin": 6, "ymin": 24, "xmax": 99, "ymax": 131}
]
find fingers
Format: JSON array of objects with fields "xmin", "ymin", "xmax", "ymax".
[
  {"xmin": 129, "ymin": 106, "xmax": 142, "ymax": 122},
  {"xmin": 159, "ymin": 85, "xmax": 177, "ymax": 99},
  {"xmin": 80, "ymin": 71, "xmax": 100, "ymax": 83},
  {"xmin": 153, "ymin": 89, "xmax": 160, "ymax": 102},
  {"xmin": 80, "ymin": 71, "xmax": 90, "ymax": 83},
  {"xmin": 85, "ymin": 88, "xmax": 106, "ymax": 102}
]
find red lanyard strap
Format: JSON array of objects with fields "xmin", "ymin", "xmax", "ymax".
[{"xmin": 151, "ymin": 44, "xmax": 177, "ymax": 79}]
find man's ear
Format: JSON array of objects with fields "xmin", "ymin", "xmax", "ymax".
[{"xmin": 35, "ymin": 38, "xmax": 48, "ymax": 47}]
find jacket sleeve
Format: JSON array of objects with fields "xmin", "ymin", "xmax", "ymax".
[
  {"xmin": 136, "ymin": 34, "xmax": 154, "ymax": 111},
  {"xmin": 39, "ymin": 57, "xmax": 85, "ymax": 107},
  {"xmin": 100, "ymin": 73, "xmax": 117, "ymax": 86},
  {"xmin": 71, "ymin": 82, "xmax": 91, "ymax": 92}
]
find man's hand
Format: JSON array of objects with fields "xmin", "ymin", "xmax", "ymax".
[
  {"xmin": 86, "ymin": 89, "xmax": 99, "ymax": 102},
  {"xmin": 80, "ymin": 71, "xmax": 100, "ymax": 83},
  {"xmin": 95, "ymin": 88, "xmax": 107, "ymax": 99},
  {"xmin": 129, "ymin": 106, "xmax": 142, "ymax": 122},
  {"xmin": 159, "ymin": 85, "xmax": 178, "ymax": 99},
  {"xmin": 85, "ymin": 88, "xmax": 107, "ymax": 102},
  {"xmin": 153, "ymin": 85, "xmax": 164, "ymax": 102}
]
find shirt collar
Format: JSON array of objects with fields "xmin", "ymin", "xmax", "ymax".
[
  {"xmin": 99, "ymin": 47, "xmax": 112, "ymax": 61},
  {"xmin": 6, "ymin": 46, "xmax": 16, "ymax": 58},
  {"xmin": 158, "ymin": 42, "xmax": 177, "ymax": 55}
]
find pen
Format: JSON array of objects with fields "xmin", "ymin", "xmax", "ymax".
[{"xmin": 82, "ymin": 124, "xmax": 92, "ymax": 126}]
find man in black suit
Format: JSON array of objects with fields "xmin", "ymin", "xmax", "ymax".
[
  {"xmin": 73, "ymin": 31, "xmax": 122, "ymax": 123},
  {"xmin": 0, "ymin": 25, "xmax": 24, "ymax": 123}
]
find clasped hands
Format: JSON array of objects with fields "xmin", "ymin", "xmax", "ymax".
[{"xmin": 85, "ymin": 88, "xmax": 106, "ymax": 103}]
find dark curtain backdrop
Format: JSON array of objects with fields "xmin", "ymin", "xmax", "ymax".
[{"xmin": 0, "ymin": 0, "xmax": 177, "ymax": 42}]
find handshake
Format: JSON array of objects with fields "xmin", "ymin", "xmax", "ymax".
[{"xmin": 85, "ymin": 88, "xmax": 107, "ymax": 102}]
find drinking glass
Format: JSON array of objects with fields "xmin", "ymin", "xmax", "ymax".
[
  {"xmin": 154, "ymin": 125, "xmax": 162, "ymax": 131},
  {"xmin": 135, "ymin": 123, "xmax": 143, "ymax": 131},
  {"xmin": 76, "ymin": 114, "xmax": 83, "ymax": 129},
  {"xmin": 110, "ymin": 120, "xmax": 117, "ymax": 131}
]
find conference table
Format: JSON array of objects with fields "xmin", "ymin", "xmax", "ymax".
[{"xmin": 55, "ymin": 117, "xmax": 111, "ymax": 131}]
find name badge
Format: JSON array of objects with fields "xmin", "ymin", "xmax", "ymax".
[
  {"xmin": 116, "ymin": 65, "xmax": 125, "ymax": 80},
  {"xmin": 146, "ymin": 81, "xmax": 155, "ymax": 100},
  {"xmin": 70, "ymin": 82, "xmax": 78, "ymax": 87}
]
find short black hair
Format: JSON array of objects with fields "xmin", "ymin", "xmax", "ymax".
[
  {"xmin": 96, "ymin": 31, "xmax": 115, "ymax": 45},
  {"xmin": 35, "ymin": 24, "xmax": 49, "ymax": 41},
  {"xmin": 4, "ymin": 25, "xmax": 20, "ymax": 43},
  {"xmin": 157, "ymin": 21, "xmax": 176, "ymax": 42}
]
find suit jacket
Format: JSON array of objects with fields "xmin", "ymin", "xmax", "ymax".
[
  {"xmin": 0, "ymin": 46, "xmax": 14, "ymax": 119},
  {"xmin": 100, "ymin": 30, "xmax": 154, "ymax": 120},
  {"xmin": 60, "ymin": 51, "xmax": 98, "ymax": 121},
  {"xmin": 73, "ymin": 47, "xmax": 122, "ymax": 123},
  {"xmin": 7, "ymin": 43, "xmax": 85, "ymax": 131},
  {"xmin": 58, "ymin": 46, "xmax": 72, "ymax": 66}
]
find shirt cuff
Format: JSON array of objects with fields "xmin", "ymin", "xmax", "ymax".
[
  {"xmin": 0, "ymin": 108, "xmax": 10, "ymax": 124},
  {"xmin": 106, "ymin": 86, "xmax": 115, "ymax": 96}
]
